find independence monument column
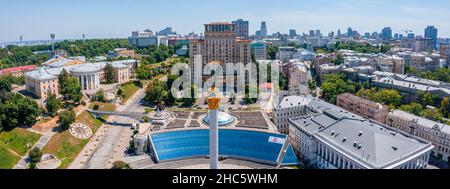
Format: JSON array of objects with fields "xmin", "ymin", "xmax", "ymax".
[{"xmin": 206, "ymin": 85, "xmax": 221, "ymax": 169}]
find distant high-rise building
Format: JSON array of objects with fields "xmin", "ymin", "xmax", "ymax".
[
  {"xmin": 347, "ymin": 27, "xmax": 353, "ymax": 37},
  {"xmin": 328, "ymin": 31, "xmax": 335, "ymax": 38},
  {"xmin": 381, "ymin": 27, "xmax": 392, "ymax": 40},
  {"xmin": 260, "ymin": 22, "xmax": 267, "ymax": 37},
  {"xmin": 424, "ymin": 26, "xmax": 438, "ymax": 49},
  {"xmin": 289, "ymin": 29, "xmax": 297, "ymax": 37},
  {"xmin": 315, "ymin": 29, "xmax": 321, "ymax": 37},
  {"xmin": 232, "ymin": 19, "xmax": 249, "ymax": 38},
  {"xmin": 394, "ymin": 33, "xmax": 399, "ymax": 40},
  {"xmin": 364, "ymin": 32, "xmax": 370, "ymax": 39},
  {"xmin": 337, "ymin": 29, "xmax": 341, "ymax": 37},
  {"xmin": 309, "ymin": 30, "xmax": 315, "ymax": 36},
  {"xmin": 407, "ymin": 32, "xmax": 415, "ymax": 39}
]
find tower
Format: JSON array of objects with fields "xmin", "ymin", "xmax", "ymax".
[
  {"xmin": 50, "ymin": 34, "xmax": 55, "ymax": 52},
  {"xmin": 206, "ymin": 85, "xmax": 221, "ymax": 169}
]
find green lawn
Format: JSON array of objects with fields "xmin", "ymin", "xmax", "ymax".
[
  {"xmin": 0, "ymin": 145, "xmax": 20, "ymax": 169},
  {"xmin": 42, "ymin": 103, "xmax": 116, "ymax": 168},
  {"xmin": 120, "ymin": 83, "xmax": 139, "ymax": 103},
  {"xmin": 0, "ymin": 128, "xmax": 40, "ymax": 156}
]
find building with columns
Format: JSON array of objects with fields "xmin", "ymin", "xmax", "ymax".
[
  {"xmin": 25, "ymin": 59, "xmax": 136, "ymax": 98},
  {"xmin": 274, "ymin": 95, "xmax": 434, "ymax": 169}
]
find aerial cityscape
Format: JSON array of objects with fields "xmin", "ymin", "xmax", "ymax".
[{"xmin": 1, "ymin": 0, "xmax": 450, "ymax": 172}]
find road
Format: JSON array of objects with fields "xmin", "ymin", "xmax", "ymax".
[{"xmin": 68, "ymin": 87, "xmax": 147, "ymax": 169}]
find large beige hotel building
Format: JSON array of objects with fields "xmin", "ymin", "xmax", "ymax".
[{"xmin": 189, "ymin": 22, "xmax": 251, "ymax": 80}]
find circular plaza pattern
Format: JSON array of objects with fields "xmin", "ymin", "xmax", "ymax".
[{"xmin": 69, "ymin": 123, "xmax": 93, "ymax": 139}]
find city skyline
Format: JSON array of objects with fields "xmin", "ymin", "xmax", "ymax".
[{"xmin": 1, "ymin": 0, "xmax": 450, "ymax": 43}]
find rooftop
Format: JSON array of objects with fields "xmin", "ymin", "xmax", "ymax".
[
  {"xmin": 389, "ymin": 110, "xmax": 450, "ymax": 134},
  {"xmin": 288, "ymin": 96, "xmax": 433, "ymax": 168}
]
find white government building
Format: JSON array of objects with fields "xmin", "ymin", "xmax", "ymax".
[
  {"xmin": 25, "ymin": 58, "xmax": 137, "ymax": 99},
  {"xmin": 274, "ymin": 95, "xmax": 434, "ymax": 169}
]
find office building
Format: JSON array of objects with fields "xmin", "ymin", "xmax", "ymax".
[
  {"xmin": 128, "ymin": 30, "xmax": 158, "ymax": 47},
  {"xmin": 107, "ymin": 48, "xmax": 135, "ymax": 59},
  {"xmin": 440, "ymin": 44, "xmax": 450, "ymax": 61},
  {"xmin": 347, "ymin": 27, "xmax": 353, "ymax": 37},
  {"xmin": 232, "ymin": 19, "xmax": 249, "ymax": 38},
  {"xmin": 381, "ymin": 27, "xmax": 392, "ymax": 41},
  {"xmin": 260, "ymin": 22, "xmax": 267, "ymax": 37},
  {"xmin": 251, "ymin": 42, "xmax": 267, "ymax": 61},
  {"xmin": 289, "ymin": 29, "xmax": 297, "ymax": 38},
  {"xmin": 424, "ymin": 26, "xmax": 438, "ymax": 50},
  {"xmin": 157, "ymin": 27, "xmax": 176, "ymax": 36}
]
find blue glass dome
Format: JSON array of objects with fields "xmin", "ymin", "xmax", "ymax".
[{"xmin": 203, "ymin": 111, "xmax": 234, "ymax": 126}]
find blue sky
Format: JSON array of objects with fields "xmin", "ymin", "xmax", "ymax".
[{"xmin": 1, "ymin": 0, "xmax": 449, "ymax": 42}]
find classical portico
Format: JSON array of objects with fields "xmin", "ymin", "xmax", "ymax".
[{"xmin": 70, "ymin": 65, "xmax": 101, "ymax": 90}]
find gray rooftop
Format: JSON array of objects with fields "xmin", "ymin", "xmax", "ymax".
[
  {"xmin": 288, "ymin": 96, "xmax": 433, "ymax": 168},
  {"xmin": 389, "ymin": 110, "xmax": 450, "ymax": 134},
  {"xmin": 25, "ymin": 59, "xmax": 135, "ymax": 80}
]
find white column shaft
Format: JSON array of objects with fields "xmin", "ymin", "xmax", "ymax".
[{"xmin": 209, "ymin": 110, "xmax": 219, "ymax": 169}]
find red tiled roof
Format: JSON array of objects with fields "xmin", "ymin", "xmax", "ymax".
[{"xmin": 0, "ymin": 65, "xmax": 37, "ymax": 74}]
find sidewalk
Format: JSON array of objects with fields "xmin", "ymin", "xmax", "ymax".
[
  {"xmin": 12, "ymin": 131, "xmax": 56, "ymax": 169},
  {"xmin": 13, "ymin": 98, "xmax": 91, "ymax": 169},
  {"xmin": 68, "ymin": 87, "xmax": 145, "ymax": 169}
]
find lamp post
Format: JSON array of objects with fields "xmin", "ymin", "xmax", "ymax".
[{"xmin": 206, "ymin": 85, "xmax": 221, "ymax": 169}]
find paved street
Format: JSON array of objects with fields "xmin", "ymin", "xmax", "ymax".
[{"xmin": 68, "ymin": 87, "xmax": 147, "ymax": 169}]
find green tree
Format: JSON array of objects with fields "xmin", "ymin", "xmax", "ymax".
[
  {"xmin": 308, "ymin": 80, "xmax": 317, "ymax": 90},
  {"xmin": 145, "ymin": 80, "xmax": 168, "ymax": 105},
  {"xmin": 321, "ymin": 74, "xmax": 356, "ymax": 104},
  {"xmin": 46, "ymin": 93, "xmax": 61, "ymax": 117},
  {"xmin": 0, "ymin": 77, "xmax": 12, "ymax": 92},
  {"xmin": 94, "ymin": 89, "xmax": 106, "ymax": 102},
  {"xmin": 418, "ymin": 92, "xmax": 435, "ymax": 107},
  {"xmin": 400, "ymin": 103, "xmax": 423, "ymax": 116},
  {"xmin": 267, "ymin": 45, "xmax": 278, "ymax": 60},
  {"xmin": 58, "ymin": 109, "xmax": 76, "ymax": 131},
  {"xmin": 0, "ymin": 92, "xmax": 41, "ymax": 130},
  {"xmin": 105, "ymin": 63, "xmax": 114, "ymax": 84},
  {"xmin": 58, "ymin": 69, "xmax": 69, "ymax": 89},
  {"xmin": 29, "ymin": 147, "xmax": 42, "ymax": 163},
  {"xmin": 111, "ymin": 161, "xmax": 131, "ymax": 169},
  {"xmin": 376, "ymin": 89, "xmax": 402, "ymax": 108},
  {"xmin": 440, "ymin": 97, "xmax": 450, "ymax": 118},
  {"xmin": 62, "ymin": 77, "xmax": 82, "ymax": 103},
  {"xmin": 420, "ymin": 108, "xmax": 444, "ymax": 122}
]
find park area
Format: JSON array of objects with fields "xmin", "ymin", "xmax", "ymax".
[
  {"xmin": 120, "ymin": 82, "xmax": 140, "ymax": 103},
  {"xmin": 42, "ymin": 102, "xmax": 116, "ymax": 168},
  {"xmin": 0, "ymin": 128, "xmax": 40, "ymax": 169}
]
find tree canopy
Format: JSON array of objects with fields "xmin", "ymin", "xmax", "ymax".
[
  {"xmin": 61, "ymin": 77, "xmax": 82, "ymax": 103},
  {"xmin": 144, "ymin": 79, "xmax": 168, "ymax": 105},
  {"xmin": 0, "ymin": 92, "xmax": 41, "ymax": 131},
  {"xmin": 46, "ymin": 93, "xmax": 61, "ymax": 117}
]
